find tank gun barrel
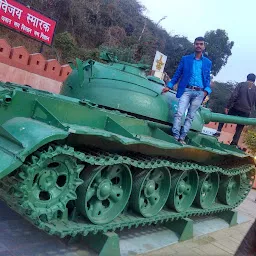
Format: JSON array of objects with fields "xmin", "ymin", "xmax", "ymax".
[{"xmin": 202, "ymin": 108, "xmax": 256, "ymax": 126}]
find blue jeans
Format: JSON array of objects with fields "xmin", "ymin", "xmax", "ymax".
[{"xmin": 172, "ymin": 89, "xmax": 204, "ymax": 140}]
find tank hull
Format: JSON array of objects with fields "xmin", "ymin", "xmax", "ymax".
[{"xmin": 0, "ymin": 82, "xmax": 255, "ymax": 238}]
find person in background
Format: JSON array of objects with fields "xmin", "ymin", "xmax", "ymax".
[
  {"xmin": 162, "ymin": 36, "xmax": 212, "ymax": 144},
  {"xmin": 214, "ymin": 73, "xmax": 256, "ymax": 147},
  {"xmin": 235, "ymin": 219, "xmax": 256, "ymax": 255}
]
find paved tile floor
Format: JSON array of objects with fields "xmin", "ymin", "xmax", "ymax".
[
  {"xmin": 142, "ymin": 189, "xmax": 256, "ymax": 256},
  {"xmin": 1, "ymin": 190, "xmax": 256, "ymax": 256}
]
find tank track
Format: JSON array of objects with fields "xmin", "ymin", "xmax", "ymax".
[{"xmin": 0, "ymin": 144, "xmax": 255, "ymax": 238}]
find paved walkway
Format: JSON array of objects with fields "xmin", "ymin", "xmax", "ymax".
[{"xmin": 142, "ymin": 189, "xmax": 256, "ymax": 256}]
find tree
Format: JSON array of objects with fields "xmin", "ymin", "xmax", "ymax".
[
  {"xmin": 204, "ymin": 29, "xmax": 234, "ymax": 76},
  {"xmin": 54, "ymin": 32, "xmax": 77, "ymax": 62},
  {"xmin": 164, "ymin": 36, "xmax": 193, "ymax": 76},
  {"xmin": 207, "ymin": 81, "xmax": 236, "ymax": 113},
  {"xmin": 244, "ymin": 127, "xmax": 256, "ymax": 154}
]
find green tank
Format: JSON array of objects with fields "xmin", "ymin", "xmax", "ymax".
[{"xmin": 0, "ymin": 52, "xmax": 255, "ymax": 239}]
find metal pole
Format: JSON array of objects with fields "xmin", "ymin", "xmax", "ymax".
[{"xmin": 39, "ymin": 42, "xmax": 44, "ymax": 53}]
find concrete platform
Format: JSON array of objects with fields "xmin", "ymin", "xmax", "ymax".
[
  {"xmin": 142, "ymin": 190, "xmax": 256, "ymax": 256},
  {"xmin": 118, "ymin": 212, "xmax": 249, "ymax": 256},
  {"xmin": 0, "ymin": 190, "xmax": 256, "ymax": 256}
]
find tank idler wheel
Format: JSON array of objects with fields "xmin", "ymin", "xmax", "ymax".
[
  {"xmin": 195, "ymin": 172, "xmax": 219, "ymax": 209},
  {"xmin": 130, "ymin": 167, "xmax": 171, "ymax": 217},
  {"xmin": 167, "ymin": 170, "xmax": 198, "ymax": 212},
  {"xmin": 76, "ymin": 164, "xmax": 132, "ymax": 224},
  {"xmin": 218, "ymin": 175, "xmax": 240, "ymax": 206},
  {"xmin": 16, "ymin": 146, "xmax": 84, "ymax": 221}
]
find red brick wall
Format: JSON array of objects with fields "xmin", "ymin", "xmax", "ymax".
[
  {"xmin": 0, "ymin": 39, "xmax": 71, "ymax": 93},
  {"xmin": 205, "ymin": 122, "xmax": 237, "ymax": 133},
  {"xmin": 205, "ymin": 122, "xmax": 248, "ymax": 151}
]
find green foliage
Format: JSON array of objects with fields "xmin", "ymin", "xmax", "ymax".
[
  {"xmin": 244, "ymin": 127, "xmax": 256, "ymax": 154},
  {"xmin": 204, "ymin": 29, "xmax": 234, "ymax": 76},
  {"xmin": 54, "ymin": 32, "xmax": 77, "ymax": 61},
  {"xmin": 13, "ymin": 1, "xmax": 233, "ymax": 76},
  {"xmin": 208, "ymin": 81, "xmax": 237, "ymax": 113},
  {"xmin": 54, "ymin": 32, "xmax": 100, "ymax": 63},
  {"xmin": 164, "ymin": 36, "xmax": 193, "ymax": 76},
  {"xmin": 20, "ymin": 0, "xmax": 192, "ymax": 66},
  {"xmin": 99, "ymin": 45, "xmax": 135, "ymax": 63}
]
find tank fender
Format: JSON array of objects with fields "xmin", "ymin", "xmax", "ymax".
[{"xmin": 0, "ymin": 117, "xmax": 68, "ymax": 179}]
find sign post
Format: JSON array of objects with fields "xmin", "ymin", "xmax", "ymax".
[
  {"xmin": 151, "ymin": 51, "xmax": 167, "ymax": 80},
  {"xmin": 39, "ymin": 42, "xmax": 44, "ymax": 53},
  {"xmin": 0, "ymin": 0, "xmax": 56, "ymax": 46}
]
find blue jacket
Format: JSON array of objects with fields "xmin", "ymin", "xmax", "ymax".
[{"xmin": 167, "ymin": 54, "xmax": 212, "ymax": 98}]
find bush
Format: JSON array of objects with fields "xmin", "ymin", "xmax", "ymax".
[{"xmin": 244, "ymin": 127, "xmax": 256, "ymax": 154}]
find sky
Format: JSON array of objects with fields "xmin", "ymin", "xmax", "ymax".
[{"xmin": 139, "ymin": 0, "xmax": 256, "ymax": 83}]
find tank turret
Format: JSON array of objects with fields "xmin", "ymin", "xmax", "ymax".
[{"xmin": 61, "ymin": 55, "xmax": 256, "ymax": 132}]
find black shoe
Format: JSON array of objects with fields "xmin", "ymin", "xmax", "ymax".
[
  {"xmin": 213, "ymin": 131, "xmax": 221, "ymax": 137},
  {"xmin": 230, "ymin": 142, "xmax": 241, "ymax": 150}
]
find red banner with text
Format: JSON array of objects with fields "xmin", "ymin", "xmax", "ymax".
[{"xmin": 0, "ymin": 0, "xmax": 56, "ymax": 45}]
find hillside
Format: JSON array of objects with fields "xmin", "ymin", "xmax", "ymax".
[{"xmin": 0, "ymin": 0, "xmax": 233, "ymax": 77}]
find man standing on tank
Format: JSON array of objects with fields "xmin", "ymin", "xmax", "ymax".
[{"xmin": 162, "ymin": 37, "xmax": 212, "ymax": 144}]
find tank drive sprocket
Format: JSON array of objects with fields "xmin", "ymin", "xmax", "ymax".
[{"xmin": 11, "ymin": 145, "xmax": 84, "ymax": 221}]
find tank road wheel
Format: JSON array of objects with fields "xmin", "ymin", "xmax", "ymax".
[
  {"xmin": 218, "ymin": 175, "xmax": 240, "ymax": 206},
  {"xmin": 16, "ymin": 146, "xmax": 84, "ymax": 221},
  {"xmin": 76, "ymin": 164, "xmax": 132, "ymax": 224},
  {"xmin": 130, "ymin": 167, "xmax": 171, "ymax": 217},
  {"xmin": 167, "ymin": 170, "xmax": 198, "ymax": 212},
  {"xmin": 195, "ymin": 173, "xmax": 219, "ymax": 209}
]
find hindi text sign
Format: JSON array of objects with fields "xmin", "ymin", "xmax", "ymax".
[{"xmin": 0, "ymin": 0, "xmax": 56, "ymax": 45}]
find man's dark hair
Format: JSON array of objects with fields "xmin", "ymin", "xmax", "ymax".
[
  {"xmin": 247, "ymin": 73, "xmax": 256, "ymax": 82},
  {"xmin": 194, "ymin": 37, "xmax": 205, "ymax": 43}
]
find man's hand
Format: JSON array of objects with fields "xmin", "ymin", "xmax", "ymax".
[
  {"xmin": 203, "ymin": 91, "xmax": 207, "ymax": 97},
  {"xmin": 224, "ymin": 108, "xmax": 229, "ymax": 114},
  {"xmin": 161, "ymin": 87, "xmax": 170, "ymax": 94}
]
